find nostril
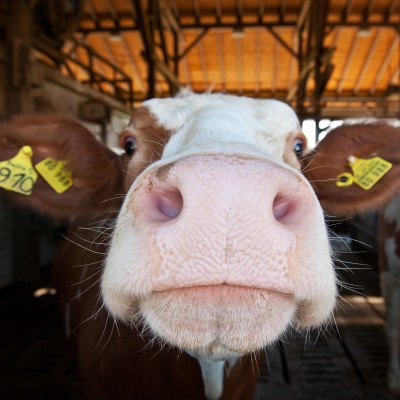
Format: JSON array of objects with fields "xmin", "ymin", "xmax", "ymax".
[
  {"xmin": 157, "ymin": 190, "xmax": 183, "ymax": 219},
  {"xmin": 272, "ymin": 194, "xmax": 293, "ymax": 221},
  {"xmin": 273, "ymin": 200, "xmax": 290, "ymax": 220}
]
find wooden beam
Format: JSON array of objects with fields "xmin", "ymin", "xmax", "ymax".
[
  {"xmin": 343, "ymin": 0, "xmax": 354, "ymax": 21},
  {"xmin": 177, "ymin": 28, "xmax": 209, "ymax": 60},
  {"xmin": 370, "ymin": 34, "xmax": 399, "ymax": 94},
  {"xmin": 364, "ymin": 0, "xmax": 376, "ymax": 21},
  {"xmin": 216, "ymin": 31, "xmax": 226, "ymax": 91},
  {"xmin": 287, "ymin": 0, "xmax": 311, "ymax": 94},
  {"xmin": 386, "ymin": 0, "xmax": 399, "ymax": 21},
  {"xmin": 266, "ymin": 26, "xmax": 298, "ymax": 58},
  {"xmin": 353, "ymin": 28, "xmax": 382, "ymax": 94},
  {"xmin": 86, "ymin": 0, "xmax": 100, "ymax": 28},
  {"xmin": 105, "ymin": 0, "xmax": 119, "ymax": 26},
  {"xmin": 336, "ymin": 30, "xmax": 360, "ymax": 94},
  {"xmin": 280, "ymin": 0, "xmax": 286, "ymax": 22}
]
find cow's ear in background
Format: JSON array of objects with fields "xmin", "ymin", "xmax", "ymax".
[
  {"xmin": 0, "ymin": 115, "xmax": 125, "ymax": 219},
  {"xmin": 302, "ymin": 122, "xmax": 400, "ymax": 217}
]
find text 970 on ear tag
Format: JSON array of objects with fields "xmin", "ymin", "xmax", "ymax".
[
  {"xmin": 0, "ymin": 146, "xmax": 38, "ymax": 195},
  {"xmin": 35, "ymin": 158, "xmax": 73, "ymax": 194}
]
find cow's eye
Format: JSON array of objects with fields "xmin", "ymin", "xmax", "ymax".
[
  {"xmin": 124, "ymin": 136, "xmax": 137, "ymax": 156},
  {"xmin": 293, "ymin": 138, "xmax": 305, "ymax": 157}
]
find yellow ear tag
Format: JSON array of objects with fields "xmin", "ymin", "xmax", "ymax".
[
  {"xmin": 35, "ymin": 158, "xmax": 73, "ymax": 194},
  {"xmin": 347, "ymin": 155, "xmax": 392, "ymax": 190},
  {"xmin": 0, "ymin": 146, "xmax": 37, "ymax": 195},
  {"xmin": 336, "ymin": 172, "xmax": 354, "ymax": 187}
]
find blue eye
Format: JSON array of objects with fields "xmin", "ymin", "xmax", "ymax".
[
  {"xmin": 293, "ymin": 138, "xmax": 305, "ymax": 157},
  {"xmin": 124, "ymin": 136, "xmax": 137, "ymax": 156}
]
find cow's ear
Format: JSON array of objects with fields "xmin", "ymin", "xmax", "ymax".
[
  {"xmin": 302, "ymin": 122, "xmax": 400, "ymax": 217},
  {"xmin": 0, "ymin": 115, "xmax": 125, "ymax": 219}
]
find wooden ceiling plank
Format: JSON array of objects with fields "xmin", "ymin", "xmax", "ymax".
[
  {"xmin": 336, "ymin": 31, "xmax": 360, "ymax": 94},
  {"xmin": 353, "ymin": 28, "xmax": 382, "ymax": 94},
  {"xmin": 198, "ymin": 40, "xmax": 209, "ymax": 89},
  {"xmin": 177, "ymin": 29, "xmax": 209, "ymax": 60},
  {"xmin": 236, "ymin": 37, "xmax": 242, "ymax": 95},
  {"xmin": 272, "ymin": 28, "xmax": 280, "ymax": 95},
  {"xmin": 389, "ymin": 68, "xmax": 399, "ymax": 85},
  {"xmin": 287, "ymin": 31, "xmax": 297, "ymax": 91},
  {"xmin": 216, "ymin": 31, "xmax": 226, "ymax": 91},
  {"xmin": 370, "ymin": 34, "xmax": 399, "ymax": 94},
  {"xmin": 255, "ymin": 29, "xmax": 261, "ymax": 95},
  {"xmin": 120, "ymin": 34, "xmax": 147, "ymax": 94}
]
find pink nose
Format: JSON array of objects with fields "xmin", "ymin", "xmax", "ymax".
[{"xmin": 131, "ymin": 155, "xmax": 312, "ymax": 294}]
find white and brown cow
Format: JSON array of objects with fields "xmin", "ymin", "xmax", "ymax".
[{"xmin": 2, "ymin": 93, "xmax": 400, "ymax": 399}]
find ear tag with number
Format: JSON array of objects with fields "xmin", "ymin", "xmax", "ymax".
[
  {"xmin": 0, "ymin": 146, "xmax": 37, "ymax": 195},
  {"xmin": 347, "ymin": 155, "xmax": 392, "ymax": 190},
  {"xmin": 35, "ymin": 158, "xmax": 73, "ymax": 194}
]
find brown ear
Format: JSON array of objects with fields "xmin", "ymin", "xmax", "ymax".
[
  {"xmin": 0, "ymin": 115, "xmax": 125, "ymax": 219},
  {"xmin": 303, "ymin": 122, "xmax": 400, "ymax": 217}
]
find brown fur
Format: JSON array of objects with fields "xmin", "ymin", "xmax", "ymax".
[
  {"xmin": 303, "ymin": 123, "xmax": 400, "ymax": 217},
  {"xmin": 0, "ymin": 115, "xmax": 125, "ymax": 218}
]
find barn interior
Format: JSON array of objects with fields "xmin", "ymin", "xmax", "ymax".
[{"xmin": 0, "ymin": 0, "xmax": 398, "ymax": 399}]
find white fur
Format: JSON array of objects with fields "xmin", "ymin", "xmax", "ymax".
[{"xmin": 101, "ymin": 93, "xmax": 337, "ymax": 395}]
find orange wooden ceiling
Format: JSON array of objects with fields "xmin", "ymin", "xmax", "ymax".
[{"xmin": 64, "ymin": 0, "xmax": 400, "ymax": 106}]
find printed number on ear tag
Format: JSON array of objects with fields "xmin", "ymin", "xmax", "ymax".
[
  {"xmin": 35, "ymin": 158, "xmax": 73, "ymax": 194},
  {"xmin": 0, "ymin": 146, "xmax": 38, "ymax": 195},
  {"xmin": 348, "ymin": 156, "xmax": 392, "ymax": 190}
]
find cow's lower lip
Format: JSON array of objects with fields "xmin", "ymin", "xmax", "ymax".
[{"xmin": 139, "ymin": 285, "xmax": 297, "ymax": 355}]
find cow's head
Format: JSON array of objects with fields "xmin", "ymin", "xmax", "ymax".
[{"xmin": 2, "ymin": 95, "xmax": 400, "ymax": 364}]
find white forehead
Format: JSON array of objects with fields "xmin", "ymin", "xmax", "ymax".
[{"xmin": 143, "ymin": 93, "xmax": 300, "ymax": 139}]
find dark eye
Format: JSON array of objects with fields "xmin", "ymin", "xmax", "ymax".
[
  {"xmin": 124, "ymin": 136, "xmax": 136, "ymax": 157},
  {"xmin": 293, "ymin": 138, "xmax": 305, "ymax": 157}
]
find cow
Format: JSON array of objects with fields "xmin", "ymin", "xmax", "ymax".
[
  {"xmin": 1, "ymin": 93, "xmax": 400, "ymax": 399},
  {"xmin": 302, "ymin": 119, "xmax": 400, "ymax": 393}
]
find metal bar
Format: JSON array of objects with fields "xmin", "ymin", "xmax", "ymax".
[
  {"xmin": 353, "ymin": 28, "xmax": 382, "ymax": 94},
  {"xmin": 79, "ymin": 20, "xmax": 400, "ymax": 33},
  {"xmin": 177, "ymin": 28, "xmax": 209, "ymax": 60},
  {"xmin": 370, "ymin": 34, "xmax": 399, "ymax": 94},
  {"xmin": 86, "ymin": 0, "xmax": 100, "ymax": 29},
  {"xmin": 265, "ymin": 26, "xmax": 299, "ymax": 58},
  {"xmin": 336, "ymin": 30, "xmax": 360, "ymax": 94}
]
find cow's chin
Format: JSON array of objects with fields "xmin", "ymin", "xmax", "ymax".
[{"xmin": 138, "ymin": 285, "xmax": 296, "ymax": 358}]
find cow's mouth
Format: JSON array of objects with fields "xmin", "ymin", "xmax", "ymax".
[{"xmin": 138, "ymin": 285, "xmax": 296, "ymax": 355}]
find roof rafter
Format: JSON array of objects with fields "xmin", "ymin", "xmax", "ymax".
[
  {"xmin": 370, "ymin": 33, "xmax": 399, "ymax": 94},
  {"xmin": 353, "ymin": 28, "xmax": 382, "ymax": 94},
  {"xmin": 336, "ymin": 30, "xmax": 360, "ymax": 94}
]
